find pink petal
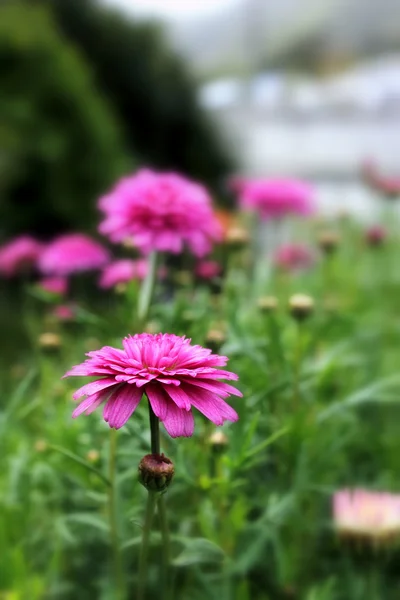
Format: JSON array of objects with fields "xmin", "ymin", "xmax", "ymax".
[
  {"xmin": 103, "ymin": 385, "xmax": 143, "ymax": 429},
  {"xmin": 161, "ymin": 384, "xmax": 191, "ymax": 410},
  {"xmin": 145, "ymin": 383, "xmax": 168, "ymax": 420},
  {"xmin": 182, "ymin": 384, "xmax": 238, "ymax": 425},
  {"xmin": 180, "ymin": 378, "xmax": 243, "ymax": 398},
  {"xmin": 72, "ymin": 378, "xmax": 117, "ymax": 400},
  {"xmin": 161, "ymin": 402, "xmax": 194, "ymax": 438},
  {"xmin": 72, "ymin": 391, "xmax": 106, "ymax": 418}
]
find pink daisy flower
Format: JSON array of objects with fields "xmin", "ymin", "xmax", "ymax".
[
  {"xmin": 365, "ymin": 225, "xmax": 387, "ymax": 246},
  {"xmin": 63, "ymin": 333, "xmax": 242, "ymax": 437},
  {"xmin": 333, "ymin": 489, "xmax": 400, "ymax": 541},
  {"xmin": 53, "ymin": 304, "xmax": 76, "ymax": 321},
  {"xmin": 274, "ymin": 244, "xmax": 315, "ymax": 272},
  {"xmin": 98, "ymin": 169, "xmax": 222, "ymax": 257},
  {"xmin": 0, "ymin": 236, "xmax": 44, "ymax": 277},
  {"xmin": 38, "ymin": 276, "xmax": 68, "ymax": 296},
  {"xmin": 99, "ymin": 259, "xmax": 148, "ymax": 289},
  {"xmin": 39, "ymin": 234, "xmax": 109, "ymax": 276},
  {"xmin": 195, "ymin": 260, "xmax": 222, "ymax": 280},
  {"xmin": 239, "ymin": 178, "xmax": 315, "ymax": 221}
]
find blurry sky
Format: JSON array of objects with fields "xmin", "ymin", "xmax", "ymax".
[{"xmin": 101, "ymin": 0, "xmax": 240, "ymax": 20}]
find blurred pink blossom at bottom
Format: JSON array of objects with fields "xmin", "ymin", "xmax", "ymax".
[{"xmin": 38, "ymin": 276, "xmax": 68, "ymax": 296}]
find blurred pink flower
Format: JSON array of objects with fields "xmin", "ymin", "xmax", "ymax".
[
  {"xmin": 195, "ymin": 260, "xmax": 222, "ymax": 280},
  {"xmin": 361, "ymin": 159, "xmax": 400, "ymax": 199},
  {"xmin": 274, "ymin": 244, "xmax": 315, "ymax": 272},
  {"xmin": 365, "ymin": 225, "xmax": 387, "ymax": 246},
  {"xmin": 0, "ymin": 236, "xmax": 44, "ymax": 277},
  {"xmin": 39, "ymin": 234, "xmax": 109, "ymax": 276},
  {"xmin": 99, "ymin": 259, "xmax": 148, "ymax": 289},
  {"xmin": 53, "ymin": 304, "xmax": 76, "ymax": 321},
  {"xmin": 63, "ymin": 333, "xmax": 241, "ymax": 436},
  {"xmin": 98, "ymin": 169, "xmax": 222, "ymax": 257},
  {"xmin": 333, "ymin": 489, "xmax": 400, "ymax": 540},
  {"xmin": 239, "ymin": 178, "xmax": 315, "ymax": 220},
  {"xmin": 38, "ymin": 276, "xmax": 68, "ymax": 295}
]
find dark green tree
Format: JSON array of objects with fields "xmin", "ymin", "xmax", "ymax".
[
  {"xmin": 0, "ymin": 1, "xmax": 130, "ymax": 236},
  {"xmin": 47, "ymin": 0, "xmax": 234, "ymax": 189}
]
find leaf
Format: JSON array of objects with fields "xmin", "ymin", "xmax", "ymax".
[
  {"xmin": 48, "ymin": 444, "xmax": 111, "ymax": 487},
  {"xmin": 172, "ymin": 538, "xmax": 225, "ymax": 567},
  {"xmin": 64, "ymin": 513, "xmax": 108, "ymax": 533}
]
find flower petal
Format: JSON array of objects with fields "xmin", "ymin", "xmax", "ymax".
[
  {"xmin": 145, "ymin": 383, "xmax": 168, "ymax": 420},
  {"xmin": 180, "ymin": 378, "xmax": 243, "ymax": 398},
  {"xmin": 161, "ymin": 384, "xmax": 191, "ymax": 410},
  {"xmin": 72, "ymin": 378, "xmax": 117, "ymax": 400},
  {"xmin": 182, "ymin": 384, "xmax": 238, "ymax": 425},
  {"xmin": 161, "ymin": 402, "xmax": 194, "ymax": 438},
  {"xmin": 72, "ymin": 391, "xmax": 106, "ymax": 418},
  {"xmin": 103, "ymin": 385, "xmax": 143, "ymax": 429}
]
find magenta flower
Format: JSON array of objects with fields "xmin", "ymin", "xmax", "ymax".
[
  {"xmin": 63, "ymin": 333, "xmax": 241, "ymax": 437},
  {"xmin": 0, "ymin": 236, "xmax": 44, "ymax": 277},
  {"xmin": 39, "ymin": 234, "xmax": 110, "ymax": 276},
  {"xmin": 195, "ymin": 260, "xmax": 222, "ymax": 280},
  {"xmin": 38, "ymin": 276, "xmax": 68, "ymax": 296},
  {"xmin": 366, "ymin": 225, "xmax": 387, "ymax": 246},
  {"xmin": 239, "ymin": 178, "xmax": 315, "ymax": 221},
  {"xmin": 99, "ymin": 259, "xmax": 148, "ymax": 289},
  {"xmin": 333, "ymin": 489, "xmax": 400, "ymax": 540},
  {"xmin": 98, "ymin": 169, "xmax": 222, "ymax": 257},
  {"xmin": 53, "ymin": 304, "xmax": 76, "ymax": 321},
  {"xmin": 274, "ymin": 244, "xmax": 315, "ymax": 272}
]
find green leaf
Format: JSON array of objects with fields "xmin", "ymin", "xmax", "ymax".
[{"xmin": 172, "ymin": 538, "xmax": 225, "ymax": 567}]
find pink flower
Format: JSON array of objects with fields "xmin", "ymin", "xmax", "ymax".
[
  {"xmin": 53, "ymin": 304, "xmax": 76, "ymax": 321},
  {"xmin": 274, "ymin": 244, "xmax": 315, "ymax": 272},
  {"xmin": 98, "ymin": 169, "xmax": 222, "ymax": 257},
  {"xmin": 239, "ymin": 178, "xmax": 315, "ymax": 221},
  {"xmin": 0, "ymin": 236, "xmax": 44, "ymax": 277},
  {"xmin": 99, "ymin": 259, "xmax": 148, "ymax": 289},
  {"xmin": 63, "ymin": 333, "xmax": 241, "ymax": 437},
  {"xmin": 366, "ymin": 225, "xmax": 387, "ymax": 246},
  {"xmin": 195, "ymin": 260, "xmax": 222, "ymax": 280},
  {"xmin": 333, "ymin": 489, "xmax": 400, "ymax": 540},
  {"xmin": 39, "ymin": 234, "xmax": 109, "ymax": 276},
  {"xmin": 361, "ymin": 159, "xmax": 400, "ymax": 199},
  {"xmin": 38, "ymin": 276, "xmax": 68, "ymax": 295}
]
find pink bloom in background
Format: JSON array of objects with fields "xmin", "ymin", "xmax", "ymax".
[
  {"xmin": 64, "ymin": 333, "xmax": 241, "ymax": 437},
  {"xmin": 99, "ymin": 259, "xmax": 148, "ymax": 289},
  {"xmin": 98, "ymin": 169, "xmax": 222, "ymax": 257},
  {"xmin": 0, "ymin": 236, "xmax": 44, "ymax": 277},
  {"xmin": 274, "ymin": 244, "xmax": 315, "ymax": 272},
  {"xmin": 53, "ymin": 304, "xmax": 76, "ymax": 321},
  {"xmin": 195, "ymin": 260, "xmax": 222, "ymax": 280},
  {"xmin": 39, "ymin": 234, "xmax": 109, "ymax": 276},
  {"xmin": 333, "ymin": 489, "xmax": 400, "ymax": 540},
  {"xmin": 38, "ymin": 276, "xmax": 68, "ymax": 296},
  {"xmin": 366, "ymin": 225, "xmax": 387, "ymax": 246},
  {"xmin": 361, "ymin": 159, "xmax": 400, "ymax": 199},
  {"xmin": 239, "ymin": 178, "xmax": 315, "ymax": 221}
]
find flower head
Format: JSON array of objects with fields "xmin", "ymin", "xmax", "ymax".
[
  {"xmin": 333, "ymin": 489, "xmax": 400, "ymax": 543},
  {"xmin": 195, "ymin": 260, "xmax": 221, "ymax": 280},
  {"xmin": 238, "ymin": 178, "xmax": 315, "ymax": 221},
  {"xmin": 0, "ymin": 236, "xmax": 44, "ymax": 277},
  {"xmin": 38, "ymin": 276, "xmax": 68, "ymax": 296},
  {"xmin": 53, "ymin": 304, "xmax": 76, "ymax": 321},
  {"xmin": 63, "ymin": 333, "xmax": 241, "ymax": 437},
  {"xmin": 98, "ymin": 169, "xmax": 222, "ymax": 256},
  {"xmin": 274, "ymin": 244, "xmax": 314, "ymax": 272},
  {"xmin": 99, "ymin": 259, "xmax": 148, "ymax": 289},
  {"xmin": 39, "ymin": 234, "xmax": 109, "ymax": 276},
  {"xmin": 366, "ymin": 225, "xmax": 387, "ymax": 247}
]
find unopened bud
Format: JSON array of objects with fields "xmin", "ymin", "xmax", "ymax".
[
  {"xmin": 206, "ymin": 329, "xmax": 226, "ymax": 353},
  {"xmin": 289, "ymin": 294, "xmax": 314, "ymax": 321},
  {"xmin": 144, "ymin": 321, "xmax": 161, "ymax": 334},
  {"xmin": 34, "ymin": 439, "xmax": 48, "ymax": 453},
  {"xmin": 138, "ymin": 453, "xmax": 175, "ymax": 493},
  {"xmin": 257, "ymin": 295, "xmax": 278, "ymax": 313},
  {"xmin": 208, "ymin": 430, "xmax": 228, "ymax": 452},
  {"xmin": 86, "ymin": 449, "xmax": 100, "ymax": 463},
  {"xmin": 366, "ymin": 226, "xmax": 386, "ymax": 248},
  {"xmin": 38, "ymin": 332, "xmax": 62, "ymax": 352},
  {"xmin": 318, "ymin": 231, "xmax": 340, "ymax": 255},
  {"xmin": 225, "ymin": 226, "xmax": 249, "ymax": 250}
]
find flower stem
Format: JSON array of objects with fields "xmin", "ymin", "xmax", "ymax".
[
  {"xmin": 293, "ymin": 321, "xmax": 303, "ymax": 410},
  {"xmin": 137, "ymin": 491, "xmax": 157, "ymax": 600},
  {"xmin": 157, "ymin": 494, "xmax": 172, "ymax": 600},
  {"xmin": 108, "ymin": 428, "xmax": 124, "ymax": 599},
  {"xmin": 138, "ymin": 251, "xmax": 158, "ymax": 327},
  {"xmin": 148, "ymin": 401, "xmax": 160, "ymax": 454}
]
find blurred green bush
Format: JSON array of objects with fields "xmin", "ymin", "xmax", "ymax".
[
  {"xmin": 0, "ymin": 1, "xmax": 131, "ymax": 237},
  {"xmin": 47, "ymin": 0, "xmax": 234, "ymax": 189}
]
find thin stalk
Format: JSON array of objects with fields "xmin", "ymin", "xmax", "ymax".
[
  {"xmin": 293, "ymin": 321, "xmax": 303, "ymax": 410},
  {"xmin": 137, "ymin": 491, "xmax": 157, "ymax": 600},
  {"xmin": 137, "ymin": 251, "xmax": 158, "ymax": 327},
  {"xmin": 148, "ymin": 401, "xmax": 160, "ymax": 454},
  {"xmin": 108, "ymin": 428, "xmax": 124, "ymax": 599},
  {"xmin": 157, "ymin": 494, "xmax": 172, "ymax": 600}
]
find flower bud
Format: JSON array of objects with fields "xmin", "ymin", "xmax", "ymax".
[
  {"xmin": 225, "ymin": 226, "xmax": 249, "ymax": 250},
  {"xmin": 289, "ymin": 294, "xmax": 314, "ymax": 321},
  {"xmin": 318, "ymin": 231, "xmax": 340, "ymax": 255},
  {"xmin": 138, "ymin": 453, "xmax": 175, "ymax": 493},
  {"xmin": 86, "ymin": 449, "xmax": 100, "ymax": 463},
  {"xmin": 366, "ymin": 226, "xmax": 386, "ymax": 248},
  {"xmin": 205, "ymin": 328, "xmax": 226, "ymax": 353},
  {"xmin": 257, "ymin": 295, "xmax": 278, "ymax": 313},
  {"xmin": 34, "ymin": 439, "xmax": 48, "ymax": 453},
  {"xmin": 208, "ymin": 430, "xmax": 228, "ymax": 453},
  {"xmin": 38, "ymin": 332, "xmax": 62, "ymax": 352}
]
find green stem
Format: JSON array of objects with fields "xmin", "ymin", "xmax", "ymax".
[
  {"xmin": 293, "ymin": 321, "xmax": 303, "ymax": 410},
  {"xmin": 157, "ymin": 494, "xmax": 172, "ymax": 600},
  {"xmin": 108, "ymin": 429, "xmax": 124, "ymax": 599},
  {"xmin": 137, "ymin": 491, "xmax": 157, "ymax": 600},
  {"xmin": 138, "ymin": 251, "xmax": 158, "ymax": 327},
  {"xmin": 148, "ymin": 401, "xmax": 160, "ymax": 454}
]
